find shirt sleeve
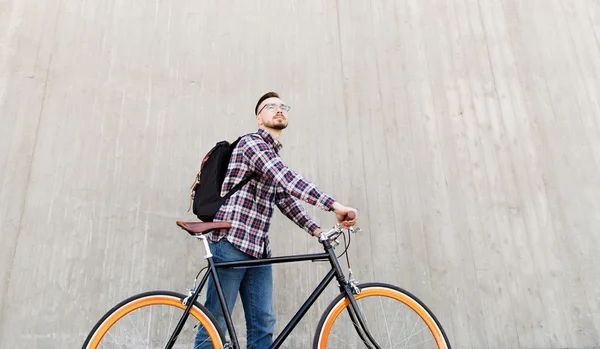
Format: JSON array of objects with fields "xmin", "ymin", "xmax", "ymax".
[
  {"xmin": 242, "ymin": 135, "xmax": 335, "ymax": 211},
  {"xmin": 275, "ymin": 186, "xmax": 320, "ymax": 234}
]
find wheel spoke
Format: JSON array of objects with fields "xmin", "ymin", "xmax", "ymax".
[
  {"xmin": 106, "ymin": 330, "xmax": 125, "ymax": 349},
  {"xmin": 117, "ymin": 323, "xmax": 140, "ymax": 347},
  {"xmin": 167, "ymin": 306, "xmax": 175, "ymax": 336},
  {"xmin": 387, "ymin": 300, "xmax": 403, "ymax": 342},
  {"xmin": 378, "ymin": 295, "xmax": 393, "ymax": 348},
  {"xmin": 398, "ymin": 301, "xmax": 411, "ymax": 343},
  {"xmin": 390, "ymin": 336, "xmax": 435, "ymax": 349},
  {"xmin": 193, "ymin": 336, "xmax": 211, "ymax": 349},
  {"xmin": 127, "ymin": 312, "xmax": 149, "ymax": 348},
  {"xmin": 401, "ymin": 316, "xmax": 421, "ymax": 349},
  {"xmin": 146, "ymin": 306, "xmax": 153, "ymax": 348},
  {"xmin": 328, "ymin": 332, "xmax": 359, "ymax": 349}
]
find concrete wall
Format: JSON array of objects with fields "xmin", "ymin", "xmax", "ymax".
[{"xmin": 1, "ymin": 0, "xmax": 599, "ymax": 348}]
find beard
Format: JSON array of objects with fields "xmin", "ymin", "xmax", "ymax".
[{"xmin": 265, "ymin": 118, "xmax": 288, "ymax": 130}]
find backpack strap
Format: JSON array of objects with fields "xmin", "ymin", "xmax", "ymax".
[
  {"xmin": 219, "ymin": 131, "xmax": 259, "ymax": 200},
  {"xmin": 222, "ymin": 172, "xmax": 257, "ymax": 200}
]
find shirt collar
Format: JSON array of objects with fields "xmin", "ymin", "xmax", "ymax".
[{"xmin": 257, "ymin": 128, "xmax": 283, "ymax": 153}]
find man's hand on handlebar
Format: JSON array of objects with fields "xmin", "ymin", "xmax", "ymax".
[
  {"xmin": 332, "ymin": 202, "xmax": 358, "ymax": 228},
  {"xmin": 312, "ymin": 202, "xmax": 358, "ymax": 238}
]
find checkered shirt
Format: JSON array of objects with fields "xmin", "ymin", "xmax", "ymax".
[{"xmin": 209, "ymin": 128, "xmax": 335, "ymax": 258}]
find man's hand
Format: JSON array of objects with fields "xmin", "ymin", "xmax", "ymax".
[
  {"xmin": 311, "ymin": 203, "xmax": 357, "ymax": 238},
  {"xmin": 332, "ymin": 202, "xmax": 358, "ymax": 228}
]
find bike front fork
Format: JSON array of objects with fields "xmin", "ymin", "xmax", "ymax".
[{"xmin": 343, "ymin": 284, "xmax": 382, "ymax": 349}]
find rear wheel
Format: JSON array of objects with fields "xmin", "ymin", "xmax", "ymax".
[
  {"xmin": 82, "ymin": 291, "xmax": 225, "ymax": 349},
  {"xmin": 313, "ymin": 283, "xmax": 451, "ymax": 349}
]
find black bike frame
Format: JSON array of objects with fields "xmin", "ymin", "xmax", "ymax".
[{"xmin": 164, "ymin": 240, "xmax": 381, "ymax": 349}]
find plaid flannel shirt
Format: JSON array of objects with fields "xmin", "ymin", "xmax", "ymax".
[{"xmin": 209, "ymin": 128, "xmax": 335, "ymax": 258}]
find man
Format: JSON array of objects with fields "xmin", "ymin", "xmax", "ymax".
[{"xmin": 194, "ymin": 92, "xmax": 358, "ymax": 349}]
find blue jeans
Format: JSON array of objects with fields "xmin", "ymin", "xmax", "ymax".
[{"xmin": 194, "ymin": 239, "xmax": 276, "ymax": 349}]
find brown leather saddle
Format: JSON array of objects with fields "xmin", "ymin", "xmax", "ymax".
[{"xmin": 176, "ymin": 221, "xmax": 231, "ymax": 236}]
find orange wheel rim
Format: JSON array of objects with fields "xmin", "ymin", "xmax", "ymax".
[
  {"xmin": 319, "ymin": 287, "xmax": 447, "ymax": 349},
  {"xmin": 88, "ymin": 295, "xmax": 222, "ymax": 348}
]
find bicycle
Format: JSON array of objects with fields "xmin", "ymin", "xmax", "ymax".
[{"xmin": 82, "ymin": 212, "xmax": 451, "ymax": 349}]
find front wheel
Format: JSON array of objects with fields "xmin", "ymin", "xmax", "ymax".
[
  {"xmin": 313, "ymin": 283, "xmax": 451, "ymax": 349},
  {"xmin": 82, "ymin": 290, "xmax": 225, "ymax": 349}
]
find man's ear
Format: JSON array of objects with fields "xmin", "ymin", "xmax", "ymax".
[{"xmin": 255, "ymin": 113, "xmax": 262, "ymax": 126}]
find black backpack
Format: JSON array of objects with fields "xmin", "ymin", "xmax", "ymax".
[{"xmin": 188, "ymin": 134, "xmax": 256, "ymax": 222}]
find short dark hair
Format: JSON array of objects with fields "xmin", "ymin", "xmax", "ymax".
[{"xmin": 255, "ymin": 92, "xmax": 280, "ymax": 115}]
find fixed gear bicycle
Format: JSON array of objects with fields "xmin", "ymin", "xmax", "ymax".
[{"xmin": 82, "ymin": 213, "xmax": 452, "ymax": 349}]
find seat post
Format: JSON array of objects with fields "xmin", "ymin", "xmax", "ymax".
[{"xmin": 195, "ymin": 234, "xmax": 213, "ymax": 259}]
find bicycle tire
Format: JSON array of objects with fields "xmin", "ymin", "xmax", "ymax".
[
  {"xmin": 313, "ymin": 282, "xmax": 451, "ymax": 349},
  {"xmin": 82, "ymin": 290, "xmax": 225, "ymax": 349}
]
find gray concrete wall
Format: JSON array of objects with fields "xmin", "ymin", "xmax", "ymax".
[{"xmin": 1, "ymin": 0, "xmax": 599, "ymax": 348}]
